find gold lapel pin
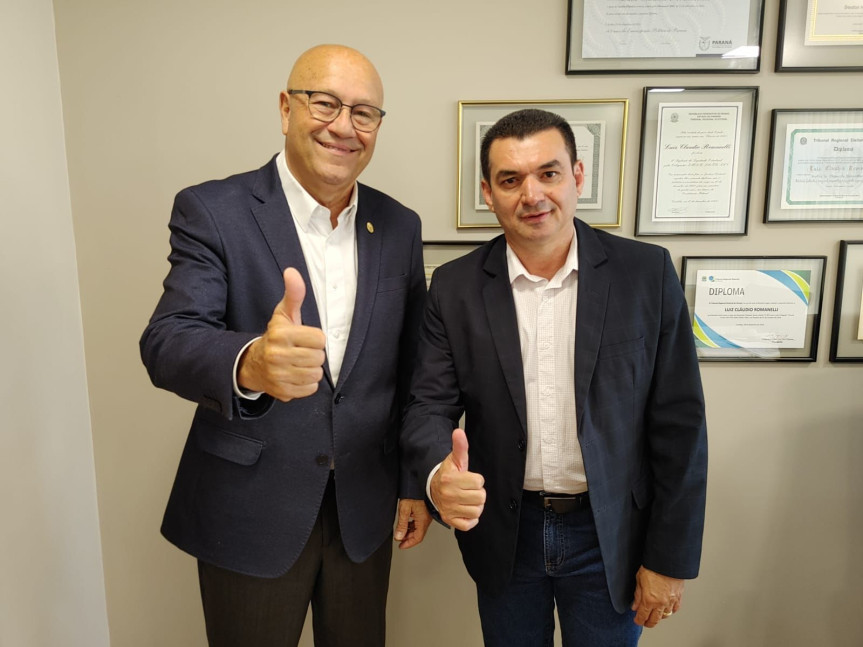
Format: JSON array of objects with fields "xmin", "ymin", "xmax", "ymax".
[{"xmin": 366, "ymin": 221, "xmax": 374, "ymax": 234}]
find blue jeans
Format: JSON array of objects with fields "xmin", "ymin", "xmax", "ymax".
[{"xmin": 476, "ymin": 498, "xmax": 641, "ymax": 647}]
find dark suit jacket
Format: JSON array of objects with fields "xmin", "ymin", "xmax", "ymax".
[
  {"xmin": 402, "ymin": 218, "xmax": 707, "ymax": 612},
  {"xmin": 140, "ymin": 156, "xmax": 426, "ymax": 577}
]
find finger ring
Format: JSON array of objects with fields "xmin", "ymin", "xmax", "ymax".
[{"xmin": 662, "ymin": 611, "xmax": 673, "ymax": 617}]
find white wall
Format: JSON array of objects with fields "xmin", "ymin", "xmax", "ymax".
[
  {"xmin": 46, "ymin": 0, "xmax": 863, "ymax": 645},
  {"xmin": 0, "ymin": 1, "xmax": 109, "ymax": 645}
]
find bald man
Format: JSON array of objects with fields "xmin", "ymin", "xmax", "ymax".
[{"xmin": 141, "ymin": 45, "xmax": 431, "ymax": 647}]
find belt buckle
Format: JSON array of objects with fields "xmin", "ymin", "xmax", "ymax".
[{"xmin": 539, "ymin": 491, "xmax": 564, "ymax": 509}]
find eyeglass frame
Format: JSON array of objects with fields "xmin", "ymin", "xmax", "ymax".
[{"xmin": 286, "ymin": 89, "xmax": 386, "ymax": 133}]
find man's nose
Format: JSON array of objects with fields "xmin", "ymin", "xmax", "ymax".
[
  {"xmin": 520, "ymin": 175, "xmax": 544, "ymax": 205},
  {"xmin": 327, "ymin": 106, "xmax": 356, "ymax": 136}
]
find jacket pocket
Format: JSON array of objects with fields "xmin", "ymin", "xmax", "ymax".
[
  {"xmin": 195, "ymin": 427, "xmax": 264, "ymax": 466},
  {"xmin": 377, "ymin": 274, "xmax": 408, "ymax": 293},
  {"xmin": 598, "ymin": 336, "xmax": 644, "ymax": 360}
]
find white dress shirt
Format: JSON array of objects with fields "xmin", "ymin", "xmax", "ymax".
[
  {"xmin": 506, "ymin": 226, "xmax": 587, "ymax": 494},
  {"xmin": 427, "ymin": 224, "xmax": 588, "ymax": 502},
  {"xmin": 233, "ymin": 151, "xmax": 358, "ymax": 397}
]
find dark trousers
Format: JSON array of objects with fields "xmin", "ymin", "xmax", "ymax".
[
  {"xmin": 198, "ymin": 475, "xmax": 392, "ymax": 647},
  {"xmin": 476, "ymin": 499, "xmax": 641, "ymax": 647}
]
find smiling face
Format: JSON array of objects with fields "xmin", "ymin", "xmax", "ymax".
[
  {"xmin": 481, "ymin": 128, "xmax": 584, "ymax": 264},
  {"xmin": 280, "ymin": 45, "xmax": 384, "ymax": 212}
]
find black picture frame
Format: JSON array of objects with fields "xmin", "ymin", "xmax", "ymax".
[
  {"xmin": 635, "ymin": 86, "xmax": 758, "ymax": 236},
  {"xmin": 566, "ymin": 0, "xmax": 765, "ymax": 74},
  {"xmin": 681, "ymin": 255, "xmax": 827, "ymax": 361},
  {"xmin": 764, "ymin": 108, "xmax": 863, "ymax": 223},
  {"xmin": 830, "ymin": 241, "xmax": 863, "ymax": 362},
  {"xmin": 776, "ymin": 0, "xmax": 863, "ymax": 72}
]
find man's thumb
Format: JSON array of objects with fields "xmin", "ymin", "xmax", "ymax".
[
  {"xmin": 451, "ymin": 428, "xmax": 469, "ymax": 472},
  {"xmin": 275, "ymin": 267, "xmax": 305, "ymax": 324}
]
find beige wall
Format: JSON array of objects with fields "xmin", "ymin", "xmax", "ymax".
[
  {"xmin": 1, "ymin": 0, "xmax": 109, "ymax": 645},
  {"xmin": 45, "ymin": 0, "xmax": 863, "ymax": 645}
]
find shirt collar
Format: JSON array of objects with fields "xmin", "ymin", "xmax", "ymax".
[
  {"xmin": 276, "ymin": 150, "xmax": 358, "ymax": 232},
  {"xmin": 506, "ymin": 222, "xmax": 579, "ymax": 287}
]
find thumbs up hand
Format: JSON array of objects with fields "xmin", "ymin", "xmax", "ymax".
[
  {"xmin": 430, "ymin": 428, "xmax": 486, "ymax": 531},
  {"xmin": 237, "ymin": 268, "xmax": 327, "ymax": 401}
]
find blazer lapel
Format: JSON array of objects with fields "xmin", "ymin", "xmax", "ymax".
[
  {"xmin": 337, "ymin": 193, "xmax": 380, "ymax": 388},
  {"xmin": 249, "ymin": 157, "xmax": 333, "ymax": 388},
  {"xmin": 482, "ymin": 238, "xmax": 528, "ymax": 435},
  {"xmin": 573, "ymin": 218, "xmax": 609, "ymax": 430}
]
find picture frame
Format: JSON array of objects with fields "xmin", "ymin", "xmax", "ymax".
[
  {"xmin": 635, "ymin": 87, "xmax": 758, "ymax": 236},
  {"xmin": 764, "ymin": 109, "xmax": 863, "ymax": 223},
  {"xmin": 830, "ymin": 241, "xmax": 863, "ymax": 362},
  {"xmin": 681, "ymin": 255, "xmax": 827, "ymax": 361},
  {"xmin": 423, "ymin": 241, "xmax": 482, "ymax": 286},
  {"xmin": 457, "ymin": 99, "xmax": 628, "ymax": 231},
  {"xmin": 565, "ymin": 0, "xmax": 765, "ymax": 74},
  {"xmin": 776, "ymin": 0, "xmax": 863, "ymax": 72}
]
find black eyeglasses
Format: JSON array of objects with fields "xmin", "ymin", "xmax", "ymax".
[{"xmin": 287, "ymin": 90, "xmax": 385, "ymax": 133}]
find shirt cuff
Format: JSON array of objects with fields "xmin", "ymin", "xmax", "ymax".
[
  {"xmin": 425, "ymin": 462, "xmax": 443, "ymax": 510},
  {"xmin": 233, "ymin": 336, "xmax": 264, "ymax": 400}
]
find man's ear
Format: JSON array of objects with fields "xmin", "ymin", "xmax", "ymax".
[
  {"xmin": 481, "ymin": 179, "xmax": 494, "ymax": 212},
  {"xmin": 279, "ymin": 91, "xmax": 291, "ymax": 136},
  {"xmin": 572, "ymin": 159, "xmax": 585, "ymax": 197}
]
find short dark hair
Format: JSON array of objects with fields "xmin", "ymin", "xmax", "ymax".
[{"xmin": 480, "ymin": 108, "xmax": 578, "ymax": 182}]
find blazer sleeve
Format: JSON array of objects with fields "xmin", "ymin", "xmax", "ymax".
[
  {"xmin": 400, "ymin": 270, "xmax": 465, "ymax": 497},
  {"xmin": 641, "ymin": 249, "xmax": 708, "ymax": 579},
  {"xmin": 139, "ymin": 187, "xmax": 273, "ymax": 421},
  {"xmin": 396, "ymin": 214, "xmax": 430, "ymax": 499}
]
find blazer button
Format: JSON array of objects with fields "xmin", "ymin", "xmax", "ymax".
[
  {"xmin": 315, "ymin": 454, "xmax": 329, "ymax": 466},
  {"xmin": 517, "ymin": 439, "xmax": 526, "ymax": 451},
  {"xmin": 509, "ymin": 498, "xmax": 518, "ymax": 511},
  {"xmin": 334, "ymin": 393, "xmax": 345, "ymax": 404}
]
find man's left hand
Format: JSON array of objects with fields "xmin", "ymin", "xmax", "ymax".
[
  {"xmin": 394, "ymin": 499, "xmax": 432, "ymax": 549},
  {"xmin": 631, "ymin": 565, "xmax": 684, "ymax": 628}
]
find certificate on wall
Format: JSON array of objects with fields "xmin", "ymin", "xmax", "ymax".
[
  {"xmin": 682, "ymin": 256, "xmax": 826, "ymax": 361},
  {"xmin": 473, "ymin": 120, "xmax": 605, "ymax": 211},
  {"xmin": 651, "ymin": 102, "xmax": 742, "ymax": 222},
  {"xmin": 779, "ymin": 123, "xmax": 863, "ymax": 209},
  {"xmin": 457, "ymin": 99, "xmax": 628, "ymax": 231},
  {"xmin": 581, "ymin": 0, "xmax": 751, "ymax": 58},
  {"xmin": 805, "ymin": 0, "xmax": 863, "ymax": 45},
  {"xmin": 765, "ymin": 109, "xmax": 863, "ymax": 222},
  {"xmin": 692, "ymin": 269, "xmax": 811, "ymax": 349}
]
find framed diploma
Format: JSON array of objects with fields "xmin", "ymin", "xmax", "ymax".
[
  {"xmin": 764, "ymin": 109, "xmax": 863, "ymax": 222},
  {"xmin": 682, "ymin": 256, "xmax": 827, "ymax": 361},
  {"xmin": 776, "ymin": 0, "xmax": 863, "ymax": 71},
  {"xmin": 635, "ymin": 87, "xmax": 758, "ymax": 236},
  {"xmin": 830, "ymin": 241, "xmax": 863, "ymax": 361},
  {"xmin": 565, "ymin": 0, "xmax": 765, "ymax": 74},
  {"xmin": 457, "ymin": 99, "xmax": 628, "ymax": 231}
]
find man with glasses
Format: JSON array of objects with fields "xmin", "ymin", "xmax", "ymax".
[{"xmin": 141, "ymin": 44, "xmax": 430, "ymax": 647}]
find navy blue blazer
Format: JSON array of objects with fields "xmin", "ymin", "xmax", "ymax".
[
  {"xmin": 402, "ymin": 218, "xmax": 707, "ymax": 612},
  {"xmin": 140, "ymin": 156, "xmax": 426, "ymax": 577}
]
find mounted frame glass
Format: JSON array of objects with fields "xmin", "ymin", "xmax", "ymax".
[
  {"xmin": 423, "ymin": 241, "xmax": 481, "ymax": 286},
  {"xmin": 635, "ymin": 87, "xmax": 758, "ymax": 236},
  {"xmin": 830, "ymin": 241, "xmax": 863, "ymax": 361},
  {"xmin": 457, "ymin": 99, "xmax": 628, "ymax": 231},
  {"xmin": 565, "ymin": 0, "xmax": 764, "ymax": 74},
  {"xmin": 681, "ymin": 256, "xmax": 826, "ymax": 361},
  {"xmin": 776, "ymin": 0, "xmax": 863, "ymax": 72},
  {"xmin": 764, "ymin": 109, "xmax": 863, "ymax": 223}
]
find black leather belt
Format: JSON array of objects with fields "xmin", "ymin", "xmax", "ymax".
[{"xmin": 522, "ymin": 490, "xmax": 590, "ymax": 514}]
